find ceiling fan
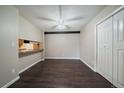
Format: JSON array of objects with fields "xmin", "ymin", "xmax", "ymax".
[{"xmin": 37, "ymin": 5, "xmax": 84, "ymax": 30}]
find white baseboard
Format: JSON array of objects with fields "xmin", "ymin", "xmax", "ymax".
[
  {"xmin": 19, "ymin": 59, "xmax": 43, "ymax": 74},
  {"xmin": 45, "ymin": 57, "xmax": 80, "ymax": 60},
  {"xmin": 113, "ymin": 82, "xmax": 123, "ymax": 88},
  {"xmin": 41, "ymin": 58, "xmax": 45, "ymax": 61},
  {"xmin": 80, "ymin": 58, "xmax": 96, "ymax": 72},
  {"xmin": 2, "ymin": 76, "xmax": 20, "ymax": 88}
]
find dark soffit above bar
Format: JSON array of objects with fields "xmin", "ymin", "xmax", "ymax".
[{"xmin": 44, "ymin": 31, "xmax": 80, "ymax": 34}]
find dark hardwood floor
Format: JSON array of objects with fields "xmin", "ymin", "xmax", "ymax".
[{"xmin": 9, "ymin": 59, "xmax": 114, "ymax": 88}]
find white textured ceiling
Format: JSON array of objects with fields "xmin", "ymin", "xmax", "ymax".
[{"xmin": 16, "ymin": 5, "xmax": 105, "ymax": 32}]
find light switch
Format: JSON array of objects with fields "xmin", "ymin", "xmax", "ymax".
[{"xmin": 11, "ymin": 42, "xmax": 15, "ymax": 47}]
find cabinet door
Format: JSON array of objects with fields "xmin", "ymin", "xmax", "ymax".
[
  {"xmin": 113, "ymin": 9, "xmax": 124, "ymax": 87},
  {"xmin": 97, "ymin": 17, "xmax": 113, "ymax": 83}
]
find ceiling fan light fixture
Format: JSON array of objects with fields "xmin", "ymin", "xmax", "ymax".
[{"xmin": 55, "ymin": 24, "xmax": 68, "ymax": 30}]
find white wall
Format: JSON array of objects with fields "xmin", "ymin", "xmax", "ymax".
[
  {"xmin": 45, "ymin": 34, "xmax": 80, "ymax": 59},
  {"xmin": 19, "ymin": 15, "xmax": 43, "ymax": 41},
  {"xmin": 19, "ymin": 15, "xmax": 44, "ymax": 72},
  {"xmin": 0, "ymin": 6, "xmax": 19, "ymax": 87},
  {"xmin": 80, "ymin": 5, "xmax": 121, "ymax": 70},
  {"xmin": 0, "ymin": 6, "xmax": 44, "ymax": 87}
]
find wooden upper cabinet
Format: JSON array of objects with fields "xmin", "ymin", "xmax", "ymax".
[
  {"xmin": 18, "ymin": 39, "xmax": 43, "ymax": 50},
  {"xmin": 19, "ymin": 39, "xmax": 24, "ymax": 47}
]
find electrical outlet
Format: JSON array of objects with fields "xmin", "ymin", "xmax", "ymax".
[{"xmin": 11, "ymin": 68, "xmax": 15, "ymax": 74}]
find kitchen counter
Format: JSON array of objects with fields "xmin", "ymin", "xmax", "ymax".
[{"xmin": 19, "ymin": 49, "xmax": 43, "ymax": 58}]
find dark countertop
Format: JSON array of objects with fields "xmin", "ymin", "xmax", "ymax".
[{"xmin": 19, "ymin": 49, "xmax": 44, "ymax": 58}]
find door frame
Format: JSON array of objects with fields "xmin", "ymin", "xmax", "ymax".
[{"xmin": 95, "ymin": 6, "xmax": 124, "ymax": 72}]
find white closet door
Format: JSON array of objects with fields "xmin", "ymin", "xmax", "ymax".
[
  {"xmin": 113, "ymin": 9, "xmax": 124, "ymax": 87},
  {"xmin": 97, "ymin": 17, "xmax": 113, "ymax": 83}
]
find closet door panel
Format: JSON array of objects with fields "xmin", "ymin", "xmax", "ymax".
[
  {"xmin": 113, "ymin": 9, "xmax": 124, "ymax": 87},
  {"xmin": 97, "ymin": 17, "xmax": 113, "ymax": 83},
  {"xmin": 97, "ymin": 23, "xmax": 105, "ymax": 75}
]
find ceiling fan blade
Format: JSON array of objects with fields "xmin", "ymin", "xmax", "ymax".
[
  {"xmin": 58, "ymin": 5, "xmax": 62, "ymax": 19},
  {"xmin": 37, "ymin": 16, "xmax": 55, "ymax": 22},
  {"xmin": 65, "ymin": 16, "xmax": 84, "ymax": 21},
  {"xmin": 50, "ymin": 25, "xmax": 57, "ymax": 29}
]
